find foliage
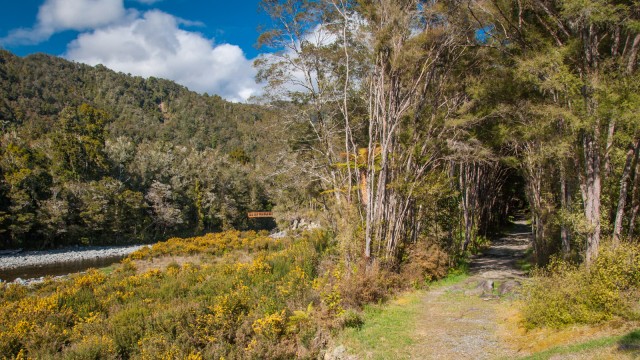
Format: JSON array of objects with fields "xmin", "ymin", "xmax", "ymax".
[
  {"xmin": 523, "ymin": 242, "xmax": 640, "ymax": 328},
  {"xmin": 255, "ymin": 0, "xmax": 520, "ymax": 267},
  {"xmin": 0, "ymin": 230, "xmax": 335, "ymax": 359},
  {"xmin": 0, "ymin": 50, "xmax": 280, "ymax": 249}
]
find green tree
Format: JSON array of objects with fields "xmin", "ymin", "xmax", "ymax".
[
  {"xmin": 51, "ymin": 104, "xmax": 110, "ymax": 182},
  {"xmin": 0, "ymin": 139, "xmax": 51, "ymax": 247},
  {"xmin": 465, "ymin": 0, "xmax": 640, "ymax": 264}
]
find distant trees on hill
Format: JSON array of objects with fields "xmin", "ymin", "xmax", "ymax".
[{"xmin": 0, "ymin": 51, "xmax": 277, "ymax": 249}]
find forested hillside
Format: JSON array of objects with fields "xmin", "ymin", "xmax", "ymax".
[
  {"xmin": 0, "ymin": 50, "xmax": 280, "ymax": 249},
  {"xmin": 2, "ymin": 0, "xmax": 639, "ymax": 266}
]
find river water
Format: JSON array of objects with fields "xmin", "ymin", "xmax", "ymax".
[{"xmin": 0, "ymin": 254, "xmax": 128, "ymax": 282}]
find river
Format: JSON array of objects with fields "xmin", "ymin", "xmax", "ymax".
[
  {"xmin": 0, "ymin": 255, "xmax": 126, "ymax": 282},
  {"xmin": 0, "ymin": 245, "xmax": 146, "ymax": 282}
]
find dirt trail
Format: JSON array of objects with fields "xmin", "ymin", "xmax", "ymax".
[
  {"xmin": 337, "ymin": 220, "xmax": 639, "ymax": 360},
  {"xmin": 469, "ymin": 220, "xmax": 530, "ymax": 279},
  {"xmin": 408, "ymin": 220, "xmax": 532, "ymax": 359}
]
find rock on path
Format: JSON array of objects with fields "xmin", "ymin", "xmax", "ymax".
[{"xmin": 408, "ymin": 220, "xmax": 531, "ymax": 359}]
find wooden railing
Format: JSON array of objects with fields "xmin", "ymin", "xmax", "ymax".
[{"xmin": 247, "ymin": 211, "xmax": 274, "ymax": 218}]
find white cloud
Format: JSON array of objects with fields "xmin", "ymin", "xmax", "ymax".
[
  {"xmin": 1, "ymin": 0, "xmax": 261, "ymax": 101},
  {"xmin": 1, "ymin": 0, "xmax": 133, "ymax": 45},
  {"xmin": 130, "ymin": 0, "xmax": 163, "ymax": 4},
  {"xmin": 65, "ymin": 10, "xmax": 261, "ymax": 102},
  {"xmin": 38, "ymin": 0, "xmax": 130, "ymax": 31}
]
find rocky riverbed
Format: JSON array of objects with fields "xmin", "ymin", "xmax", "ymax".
[{"xmin": 0, "ymin": 245, "xmax": 148, "ymax": 283}]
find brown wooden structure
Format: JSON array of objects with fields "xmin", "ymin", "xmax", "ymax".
[{"xmin": 247, "ymin": 211, "xmax": 274, "ymax": 218}]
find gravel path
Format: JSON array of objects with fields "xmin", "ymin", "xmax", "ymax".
[
  {"xmin": 336, "ymin": 221, "xmax": 638, "ymax": 359},
  {"xmin": 0, "ymin": 245, "xmax": 147, "ymax": 271},
  {"xmin": 469, "ymin": 220, "xmax": 530, "ymax": 280},
  {"xmin": 408, "ymin": 220, "xmax": 531, "ymax": 359}
]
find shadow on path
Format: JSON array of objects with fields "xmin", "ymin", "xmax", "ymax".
[
  {"xmin": 402, "ymin": 220, "xmax": 534, "ymax": 359},
  {"xmin": 469, "ymin": 219, "xmax": 531, "ymax": 280}
]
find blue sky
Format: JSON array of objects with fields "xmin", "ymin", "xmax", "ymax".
[{"xmin": 0, "ymin": 0, "xmax": 269, "ymax": 101}]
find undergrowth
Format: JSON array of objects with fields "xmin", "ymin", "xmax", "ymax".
[
  {"xmin": 0, "ymin": 229, "xmax": 449, "ymax": 359},
  {"xmin": 523, "ymin": 242, "xmax": 640, "ymax": 328},
  {"xmin": 0, "ymin": 230, "xmax": 330, "ymax": 359},
  {"xmin": 521, "ymin": 328, "xmax": 640, "ymax": 360}
]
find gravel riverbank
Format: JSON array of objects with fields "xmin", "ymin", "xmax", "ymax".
[{"xmin": 0, "ymin": 245, "xmax": 147, "ymax": 271}]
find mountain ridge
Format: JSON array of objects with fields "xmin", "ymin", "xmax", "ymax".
[{"xmin": 0, "ymin": 49, "xmax": 278, "ymax": 249}]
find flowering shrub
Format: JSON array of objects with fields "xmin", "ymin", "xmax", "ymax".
[
  {"xmin": 0, "ymin": 230, "xmax": 332, "ymax": 359},
  {"xmin": 523, "ymin": 242, "xmax": 640, "ymax": 328},
  {"xmin": 252, "ymin": 310, "xmax": 286, "ymax": 340},
  {"xmin": 128, "ymin": 230, "xmax": 285, "ymax": 260}
]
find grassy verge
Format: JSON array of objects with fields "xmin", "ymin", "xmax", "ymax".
[
  {"xmin": 338, "ymin": 291, "xmax": 422, "ymax": 360},
  {"xmin": 520, "ymin": 329, "xmax": 640, "ymax": 360},
  {"xmin": 431, "ymin": 263, "xmax": 470, "ymax": 288},
  {"xmin": 337, "ymin": 266, "xmax": 470, "ymax": 359}
]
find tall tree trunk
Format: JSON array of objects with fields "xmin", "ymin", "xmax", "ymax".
[
  {"xmin": 523, "ymin": 144, "xmax": 546, "ymax": 263},
  {"xmin": 529, "ymin": 172, "xmax": 545, "ymax": 263},
  {"xmin": 612, "ymin": 25, "xmax": 621, "ymax": 57},
  {"xmin": 359, "ymin": 170, "xmax": 368, "ymax": 207},
  {"xmin": 628, "ymin": 156, "xmax": 640, "ymax": 239},
  {"xmin": 604, "ymin": 119, "xmax": 616, "ymax": 176},
  {"xmin": 560, "ymin": 162, "xmax": 570, "ymax": 255},
  {"xmin": 461, "ymin": 166, "xmax": 472, "ymax": 251},
  {"xmin": 582, "ymin": 129, "xmax": 602, "ymax": 265},
  {"xmin": 613, "ymin": 139, "xmax": 640, "ymax": 243},
  {"xmin": 460, "ymin": 163, "xmax": 479, "ymax": 251}
]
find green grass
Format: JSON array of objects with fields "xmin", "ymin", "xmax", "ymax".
[
  {"xmin": 338, "ymin": 292, "xmax": 422, "ymax": 360},
  {"xmin": 337, "ymin": 265, "xmax": 471, "ymax": 359},
  {"xmin": 520, "ymin": 336, "xmax": 619, "ymax": 360},
  {"xmin": 430, "ymin": 262, "xmax": 470, "ymax": 288},
  {"xmin": 516, "ymin": 248, "xmax": 534, "ymax": 274},
  {"xmin": 432, "ymin": 271, "xmax": 469, "ymax": 288},
  {"xmin": 98, "ymin": 263, "xmax": 119, "ymax": 275},
  {"xmin": 520, "ymin": 329, "xmax": 640, "ymax": 360},
  {"xmin": 620, "ymin": 329, "xmax": 640, "ymax": 351}
]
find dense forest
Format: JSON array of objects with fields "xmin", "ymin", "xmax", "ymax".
[
  {"xmin": 253, "ymin": 0, "xmax": 640, "ymax": 268},
  {"xmin": 2, "ymin": 0, "xmax": 639, "ymax": 266},
  {"xmin": 0, "ymin": 50, "xmax": 282, "ymax": 249}
]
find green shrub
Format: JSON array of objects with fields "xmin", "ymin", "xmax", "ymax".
[
  {"xmin": 339, "ymin": 309, "xmax": 365, "ymax": 329},
  {"xmin": 62, "ymin": 335, "xmax": 117, "ymax": 360},
  {"xmin": 59, "ymin": 287, "xmax": 102, "ymax": 319},
  {"xmin": 109, "ymin": 304, "xmax": 149, "ymax": 357},
  {"xmin": 523, "ymin": 242, "xmax": 640, "ymax": 328}
]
